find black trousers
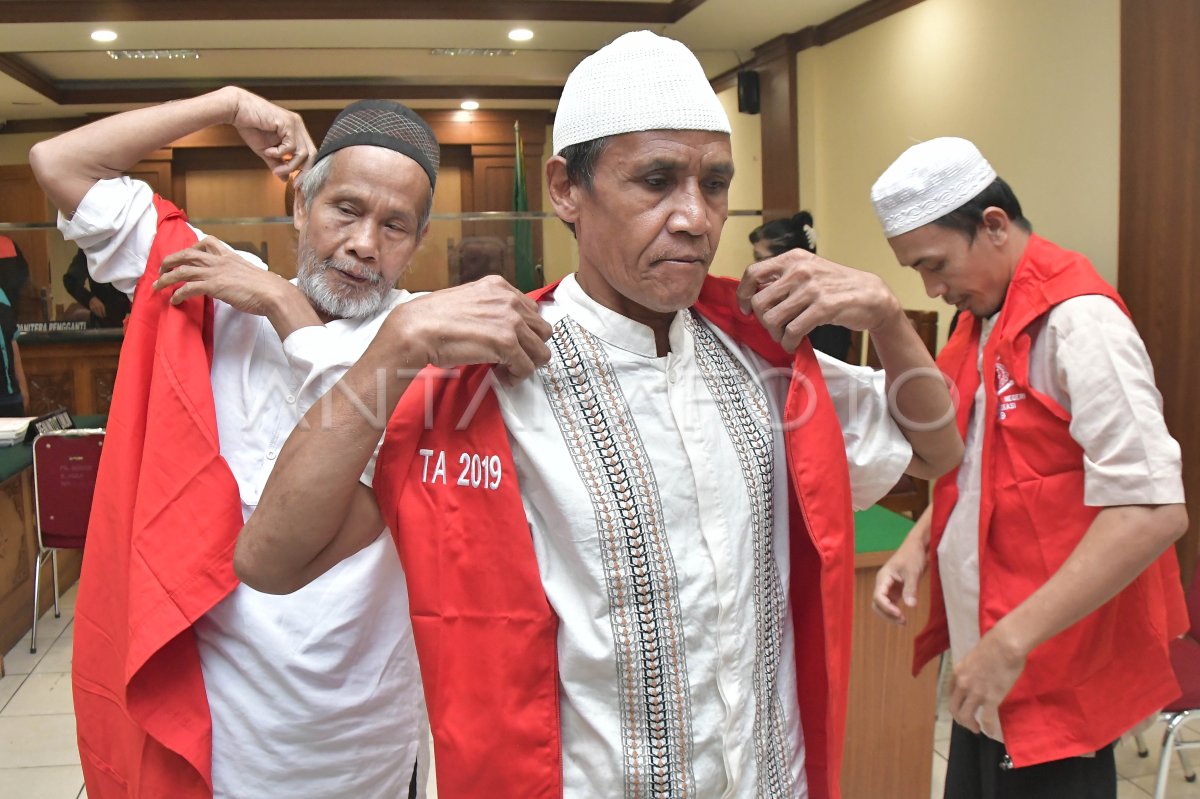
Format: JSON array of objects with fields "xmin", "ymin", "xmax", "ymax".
[{"xmin": 944, "ymin": 722, "xmax": 1116, "ymax": 799}]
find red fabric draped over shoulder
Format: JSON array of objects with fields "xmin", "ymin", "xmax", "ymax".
[{"xmin": 72, "ymin": 196, "xmax": 243, "ymax": 797}]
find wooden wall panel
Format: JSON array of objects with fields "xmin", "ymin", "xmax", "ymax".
[
  {"xmin": 758, "ymin": 52, "xmax": 800, "ymax": 223},
  {"xmin": 20, "ymin": 338, "xmax": 122, "ymax": 416},
  {"xmin": 842, "ymin": 551, "xmax": 937, "ymax": 798},
  {"xmin": 184, "ymin": 168, "xmax": 295, "ymax": 277},
  {"xmin": 1119, "ymin": 0, "xmax": 1200, "ymax": 581},
  {"xmin": 0, "ymin": 164, "xmax": 52, "ymax": 320}
]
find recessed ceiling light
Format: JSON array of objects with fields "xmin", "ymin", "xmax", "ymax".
[
  {"xmin": 91, "ymin": 29, "xmax": 118, "ymax": 43},
  {"xmin": 508, "ymin": 28, "xmax": 534, "ymax": 42},
  {"xmin": 460, "ymin": 100, "xmax": 480, "ymax": 111}
]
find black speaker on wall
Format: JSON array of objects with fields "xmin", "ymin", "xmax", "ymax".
[{"xmin": 737, "ymin": 70, "xmax": 760, "ymax": 115}]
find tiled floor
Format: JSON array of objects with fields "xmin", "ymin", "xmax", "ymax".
[
  {"xmin": 2, "ymin": 588, "xmax": 1198, "ymax": 798},
  {"xmin": 0, "ymin": 584, "xmax": 85, "ymax": 799}
]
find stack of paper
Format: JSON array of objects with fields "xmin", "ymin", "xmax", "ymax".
[{"xmin": 0, "ymin": 417, "xmax": 36, "ymax": 447}]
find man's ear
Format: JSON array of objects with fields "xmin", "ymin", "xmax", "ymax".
[
  {"xmin": 980, "ymin": 206, "xmax": 1009, "ymax": 245},
  {"xmin": 292, "ymin": 186, "xmax": 307, "ymax": 233},
  {"xmin": 545, "ymin": 155, "xmax": 580, "ymax": 225}
]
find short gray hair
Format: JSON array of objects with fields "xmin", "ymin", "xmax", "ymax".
[
  {"xmin": 557, "ymin": 136, "xmax": 610, "ymax": 237},
  {"xmin": 295, "ymin": 150, "xmax": 434, "ymax": 232},
  {"xmin": 560, "ymin": 136, "xmax": 610, "ymax": 190}
]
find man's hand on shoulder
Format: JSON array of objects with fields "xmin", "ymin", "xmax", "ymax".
[
  {"xmin": 389, "ymin": 275, "xmax": 553, "ymax": 382},
  {"xmin": 736, "ymin": 249, "xmax": 901, "ymax": 352}
]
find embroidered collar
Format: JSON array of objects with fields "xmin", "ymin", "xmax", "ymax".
[{"xmin": 553, "ymin": 273, "xmax": 688, "ymax": 359}]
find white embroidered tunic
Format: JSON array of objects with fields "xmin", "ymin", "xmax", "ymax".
[{"xmin": 495, "ymin": 274, "xmax": 911, "ymax": 798}]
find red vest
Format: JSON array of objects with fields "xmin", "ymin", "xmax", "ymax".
[
  {"xmin": 915, "ymin": 234, "xmax": 1187, "ymax": 766},
  {"xmin": 73, "ymin": 197, "xmax": 242, "ymax": 797},
  {"xmin": 374, "ymin": 276, "xmax": 856, "ymax": 799}
]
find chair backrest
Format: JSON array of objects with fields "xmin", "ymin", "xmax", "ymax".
[
  {"xmin": 33, "ymin": 429, "xmax": 105, "ymax": 550},
  {"xmin": 865, "ymin": 308, "xmax": 940, "ymax": 368},
  {"xmin": 1186, "ymin": 562, "xmax": 1200, "ymax": 641}
]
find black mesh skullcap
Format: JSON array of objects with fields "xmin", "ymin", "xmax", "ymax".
[{"xmin": 315, "ymin": 99, "xmax": 440, "ymax": 189}]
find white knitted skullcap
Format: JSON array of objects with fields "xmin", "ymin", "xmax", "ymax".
[
  {"xmin": 553, "ymin": 30, "xmax": 731, "ymax": 155},
  {"xmin": 870, "ymin": 137, "xmax": 997, "ymax": 238}
]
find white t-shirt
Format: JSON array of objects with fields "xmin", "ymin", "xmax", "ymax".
[
  {"xmin": 60, "ymin": 177, "xmax": 422, "ymax": 799},
  {"xmin": 496, "ymin": 274, "xmax": 911, "ymax": 798},
  {"xmin": 938, "ymin": 295, "xmax": 1185, "ymax": 740}
]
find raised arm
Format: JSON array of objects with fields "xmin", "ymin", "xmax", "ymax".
[
  {"xmin": 737, "ymin": 248, "xmax": 963, "ymax": 479},
  {"xmin": 30, "ymin": 85, "xmax": 314, "ymax": 217},
  {"xmin": 234, "ymin": 277, "xmax": 553, "ymax": 594}
]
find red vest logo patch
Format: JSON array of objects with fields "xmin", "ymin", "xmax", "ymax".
[{"xmin": 995, "ymin": 361, "xmax": 1026, "ymax": 420}]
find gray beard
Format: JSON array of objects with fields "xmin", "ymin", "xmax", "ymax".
[{"xmin": 296, "ymin": 247, "xmax": 390, "ymax": 320}]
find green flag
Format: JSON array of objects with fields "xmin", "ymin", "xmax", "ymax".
[{"xmin": 512, "ymin": 121, "xmax": 536, "ymax": 291}]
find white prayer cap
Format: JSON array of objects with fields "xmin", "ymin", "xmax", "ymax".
[
  {"xmin": 870, "ymin": 137, "xmax": 997, "ymax": 238},
  {"xmin": 553, "ymin": 30, "xmax": 731, "ymax": 155}
]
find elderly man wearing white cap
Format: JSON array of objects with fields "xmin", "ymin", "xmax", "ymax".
[
  {"xmin": 870, "ymin": 137, "xmax": 1188, "ymax": 798},
  {"xmin": 237, "ymin": 31, "xmax": 960, "ymax": 799},
  {"xmin": 32, "ymin": 88, "xmax": 548, "ymax": 799}
]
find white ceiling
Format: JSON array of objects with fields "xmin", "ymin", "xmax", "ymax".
[{"xmin": 0, "ymin": 0, "xmax": 866, "ymax": 123}]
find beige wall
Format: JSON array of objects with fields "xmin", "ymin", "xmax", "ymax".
[
  {"xmin": 540, "ymin": 129, "xmax": 579, "ymax": 285},
  {"xmin": 798, "ymin": 0, "xmax": 1120, "ymax": 346},
  {"xmin": 711, "ymin": 85, "xmax": 764, "ymax": 280},
  {"xmin": 0, "ymin": 132, "xmax": 51, "ymax": 167}
]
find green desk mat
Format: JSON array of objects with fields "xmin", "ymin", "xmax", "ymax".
[{"xmin": 854, "ymin": 504, "xmax": 915, "ymax": 554}]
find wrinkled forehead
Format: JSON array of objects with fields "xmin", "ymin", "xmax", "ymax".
[{"xmin": 601, "ymin": 129, "xmax": 734, "ymax": 172}]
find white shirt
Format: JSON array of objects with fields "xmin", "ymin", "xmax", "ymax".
[
  {"xmin": 938, "ymin": 296, "xmax": 1185, "ymax": 739},
  {"xmin": 496, "ymin": 274, "xmax": 911, "ymax": 798},
  {"xmin": 60, "ymin": 177, "xmax": 422, "ymax": 799}
]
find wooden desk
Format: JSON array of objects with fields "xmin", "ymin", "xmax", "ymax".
[
  {"xmin": 843, "ymin": 506, "xmax": 938, "ymax": 799},
  {"xmin": 16, "ymin": 328, "xmax": 123, "ymax": 416}
]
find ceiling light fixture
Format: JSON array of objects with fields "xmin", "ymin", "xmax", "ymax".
[
  {"xmin": 460, "ymin": 100, "xmax": 480, "ymax": 111},
  {"xmin": 107, "ymin": 49, "xmax": 200, "ymax": 60},
  {"xmin": 508, "ymin": 28, "xmax": 534, "ymax": 42},
  {"xmin": 430, "ymin": 48, "xmax": 516, "ymax": 57},
  {"xmin": 91, "ymin": 29, "xmax": 118, "ymax": 43}
]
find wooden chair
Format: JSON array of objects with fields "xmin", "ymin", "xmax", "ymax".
[
  {"xmin": 447, "ymin": 236, "xmax": 515, "ymax": 286},
  {"xmin": 30, "ymin": 428, "xmax": 104, "ymax": 653},
  {"xmin": 865, "ymin": 310, "xmax": 940, "ymax": 519}
]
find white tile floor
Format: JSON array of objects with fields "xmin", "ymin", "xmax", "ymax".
[
  {"xmin": 2, "ymin": 587, "xmax": 1198, "ymax": 798},
  {"xmin": 0, "ymin": 584, "xmax": 85, "ymax": 799}
]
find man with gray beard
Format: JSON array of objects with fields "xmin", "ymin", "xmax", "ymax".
[{"xmin": 30, "ymin": 87, "xmax": 547, "ymax": 799}]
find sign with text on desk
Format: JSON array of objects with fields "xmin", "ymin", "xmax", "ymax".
[
  {"xmin": 0, "ymin": 408, "xmax": 74, "ymax": 447},
  {"xmin": 17, "ymin": 321, "xmax": 88, "ymax": 333},
  {"xmin": 24, "ymin": 408, "xmax": 74, "ymax": 444}
]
